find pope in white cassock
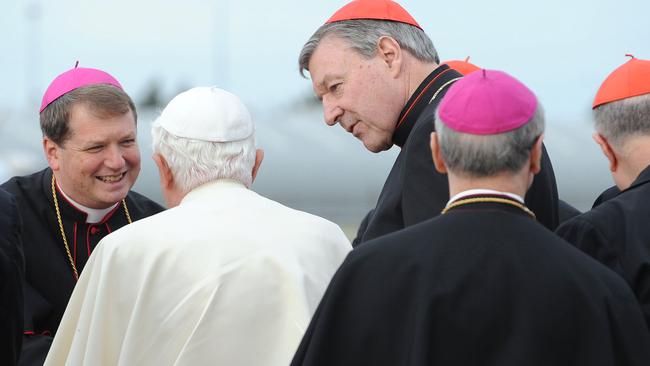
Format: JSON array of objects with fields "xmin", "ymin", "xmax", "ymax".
[{"xmin": 44, "ymin": 87, "xmax": 352, "ymax": 366}]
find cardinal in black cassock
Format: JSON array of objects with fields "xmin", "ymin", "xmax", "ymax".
[{"xmin": 291, "ymin": 69, "xmax": 650, "ymax": 366}]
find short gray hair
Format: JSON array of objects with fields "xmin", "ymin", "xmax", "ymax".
[
  {"xmin": 434, "ymin": 104, "xmax": 545, "ymax": 177},
  {"xmin": 593, "ymin": 93, "xmax": 650, "ymax": 148},
  {"xmin": 299, "ymin": 19, "xmax": 439, "ymax": 77},
  {"xmin": 151, "ymin": 121, "xmax": 256, "ymax": 193}
]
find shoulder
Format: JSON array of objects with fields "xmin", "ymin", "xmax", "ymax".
[
  {"xmin": 253, "ymin": 191, "xmax": 342, "ymax": 230},
  {"xmin": 1, "ymin": 168, "xmax": 48, "ymax": 196},
  {"xmin": 0, "ymin": 187, "xmax": 15, "ymax": 207},
  {"xmin": 350, "ymin": 218, "xmax": 438, "ymax": 264},
  {"xmin": 557, "ymin": 196, "xmax": 626, "ymax": 239}
]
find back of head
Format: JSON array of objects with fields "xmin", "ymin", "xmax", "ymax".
[
  {"xmin": 593, "ymin": 56, "xmax": 650, "ymax": 149},
  {"xmin": 435, "ymin": 70, "xmax": 544, "ymax": 177},
  {"xmin": 151, "ymin": 87, "xmax": 256, "ymax": 193},
  {"xmin": 40, "ymin": 66, "xmax": 136, "ymax": 145},
  {"xmin": 298, "ymin": 0, "xmax": 439, "ymax": 77}
]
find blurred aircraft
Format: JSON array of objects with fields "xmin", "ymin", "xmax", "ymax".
[{"xmin": 0, "ymin": 103, "xmax": 613, "ymax": 238}]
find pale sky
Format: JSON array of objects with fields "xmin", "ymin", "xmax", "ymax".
[
  {"xmin": 1, "ymin": 0, "xmax": 649, "ymax": 217},
  {"xmin": 1, "ymin": 0, "xmax": 649, "ymax": 122}
]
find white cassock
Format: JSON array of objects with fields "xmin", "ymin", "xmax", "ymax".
[{"xmin": 45, "ymin": 180, "xmax": 351, "ymax": 366}]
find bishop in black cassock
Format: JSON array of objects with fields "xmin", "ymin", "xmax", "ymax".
[
  {"xmin": 556, "ymin": 56, "xmax": 650, "ymax": 329},
  {"xmin": 0, "ymin": 64, "xmax": 165, "ymax": 366},
  {"xmin": 2, "ymin": 169, "xmax": 163, "ymax": 365},
  {"xmin": 291, "ymin": 69, "xmax": 650, "ymax": 366}
]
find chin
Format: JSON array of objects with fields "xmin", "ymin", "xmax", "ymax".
[
  {"xmin": 99, "ymin": 188, "xmax": 130, "ymax": 205},
  {"xmin": 363, "ymin": 140, "xmax": 392, "ymax": 153}
]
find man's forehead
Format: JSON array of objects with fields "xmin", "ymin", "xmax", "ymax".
[
  {"xmin": 309, "ymin": 37, "xmax": 355, "ymax": 86},
  {"xmin": 70, "ymin": 102, "xmax": 135, "ymax": 122}
]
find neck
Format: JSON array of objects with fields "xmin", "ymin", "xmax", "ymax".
[
  {"xmin": 404, "ymin": 58, "xmax": 439, "ymax": 102},
  {"xmin": 448, "ymin": 170, "xmax": 531, "ymax": 200},
  {"xmin": 55, "ymin": 180, "xmax": 118, "ymax": 223},
  {"xmin": 162, "ymin": 185, "xmax": 185, "ymax": 208},
  {"xmin": 615, "ymin": 135, "xmax": 650, "ymax": 189}
]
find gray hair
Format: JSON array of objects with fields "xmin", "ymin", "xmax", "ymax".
[
  {"xmin": 593, "ymin": 93, "xmax": 650, "ymax": 148},
  {"xmin": 434, "ymin": 104, "xmax": 545, "ymax": 177},
  {"xmin": 299, "ymin": 19, "xmax": 439, "ymax": 77},
  {"xmin": 151, "ymin": 121, "xmax": 256, "ymax": 193}
]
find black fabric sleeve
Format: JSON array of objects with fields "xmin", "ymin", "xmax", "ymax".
[
  {"xmin": 556, "ymin": 218, "xmax": 625, "ymax": 277},
  {"xmin": 0, "ymin": 190, "xmax": 24, "ymax": 366}
]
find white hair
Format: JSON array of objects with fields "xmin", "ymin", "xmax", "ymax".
[{"xmin": 151, "ymin": 120, "xmax": 256, "ymax": 193}]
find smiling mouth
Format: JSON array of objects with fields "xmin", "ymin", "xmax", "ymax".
[{"xmin": 96, "ymin": 172, "xmax": 126, "ymax": 183}]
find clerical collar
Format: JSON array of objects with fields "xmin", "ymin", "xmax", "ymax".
[
  {"xmin": 55, "ymin": 181, "xmax": 119, "ymax": 223},
  {"xmin": 446, "ymin": 189, "xmax": 525, "ymax": 207},
  {"xmin": 392, "ymin": 64, "xmax": 462, "ymax": 147},
  {"xmin": 442, "ymin": 189, "xmax": 535, "ymax": 219}
]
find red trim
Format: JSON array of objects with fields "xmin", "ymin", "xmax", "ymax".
[
  {"xmin": 23, "ymin": 330, "xmax": 52, "ymax": 336},
  {"xmin": 54, "ymin": 179, "xmax": 121, "ymax": 223},
  {"xmin": 73, "ymin": 222, "xmax": 78, "ymax": 264},
  {"xmin": 54, "ymin": 183, "xmax": 89, "ymax": 218},
  {"xmin": 86, "ymin": 225, "xmax": 92, "ymax": 257},
  {"xmin": 99, "ymin": 204, "xmax": 121, "ymax": 224},
  {"xmin": 396, "ymin": 68, "xmax": 453, "ymax": 128},
  {"xmin": 106, "ymin": 222, "xmax": 112, "ymax": 234}
]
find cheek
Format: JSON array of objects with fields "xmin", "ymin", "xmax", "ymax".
[
  {"xmin": 124, "ymin": 147, "xmax": 142, "ymax": 168},
  {"xmin": 80, "ymin": 157, "xmax": 105, "ymax": 177}
]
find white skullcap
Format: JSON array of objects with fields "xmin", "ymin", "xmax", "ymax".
[{"xmin": 156, "ymin": 86, "xmax": 254, "ymax": 142}]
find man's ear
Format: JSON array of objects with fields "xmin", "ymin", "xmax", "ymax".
[
  {"xmin": 152, "ymin": 153, "xmax": 174, "ymax": 189},
  {"xmin": 430, "ymin": 132, "xmax": 447, "ymax": 174},
  {"xmin": 377, "ymin": 36, "xmax": 402, "ymax": 77},
  {"xmin": 529, "ymin": 134, "xmax": 544, "ymax": 174},
  {"xmin": 43, "ymin": 138, "xmax": 61, "ymax": 171},
  {"xmin": 251, "ymin": 149, "xmax": 264, "ymax": 183},
  {"xmin": 593, "ymin": 133, "xmax": 618, "ymax": 172}
]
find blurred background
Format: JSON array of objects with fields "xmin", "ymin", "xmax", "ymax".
[{"xmin": 1, "ymin": 0, "xmax": 649, "ymax": 237}]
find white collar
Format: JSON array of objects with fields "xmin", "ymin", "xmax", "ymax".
[
  {"xmin": 446, "ymin": 189, "xmax": 525, "ymax": 207},
  {"xmin": 56, "ymin": 182, "xmax": 119, "ymax": 224}
]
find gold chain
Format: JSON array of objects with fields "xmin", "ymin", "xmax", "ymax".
[
  {"xmin": 429, "ymin": 77, "xmax": 463, "ymax": 104},
  {"xmin": 51, "ymin": 174, "xmax": 132, "ymax": 280},
  {"xmin": 441, "ymin": 196, "xmax": 536, "ymax": 219}
]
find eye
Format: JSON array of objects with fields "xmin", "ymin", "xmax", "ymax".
[
  {"xmin": 121, "ymin": 139, "xmax": 136, "ymax": 147},
  {"xmin": 85, "ymin": 145, "xmax": 104, "ymax": 153},
  {"xmin": 329, "ymin": 83, "xmax": 342, "ymax": 93}
]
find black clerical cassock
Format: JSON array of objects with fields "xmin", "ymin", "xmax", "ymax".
[{"xmin": 291, "ymin": 197, "xmax": 650, "ymax": 366}]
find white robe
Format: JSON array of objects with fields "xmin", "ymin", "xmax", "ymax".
[{"xmin": 45, "ymin": 180, "xmax": 351, "ymax": 366}]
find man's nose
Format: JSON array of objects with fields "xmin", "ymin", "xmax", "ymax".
[
  {"xmin": 323, "ymin": 97, "xmax": 343, "ymax": 126},
  {"xmin": 104, "ymin": 145, "xmax": 126, "ymax": 170}
]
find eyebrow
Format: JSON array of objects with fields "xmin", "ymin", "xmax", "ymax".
[{"xmin": 314, "ymin": 75, "xmax": 336, "ymax": 101}]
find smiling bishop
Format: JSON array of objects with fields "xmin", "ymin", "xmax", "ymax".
[{"xmin": 0, "ymin": 64, "xmax": 164, "ymax": 366}]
